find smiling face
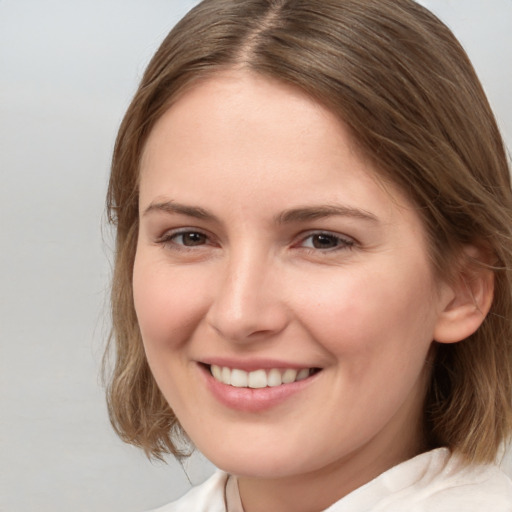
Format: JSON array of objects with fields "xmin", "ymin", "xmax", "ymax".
[{"xmin": 133, "ymin": 70, "xmax": 453, "ymax": 498}]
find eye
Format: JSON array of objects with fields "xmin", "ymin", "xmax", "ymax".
[
  {"xmin": 299, "ymin": 232, "xmax": 354, "ymax": 250},
  {"xmin": 157, "ymin": 229, "xmax": 210, "ymax": 248},
  {"xmin": 172, "ymin": 231, "xmax": 208, "ymax": 246}
]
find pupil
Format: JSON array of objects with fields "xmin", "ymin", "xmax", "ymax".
[
  {"xmin": 313, "ymin": 234, "xmax": 337, "ymax": 249},
  {"xmin": 184, "ymin": 232, "xmax": 205, "ymax": 246}
]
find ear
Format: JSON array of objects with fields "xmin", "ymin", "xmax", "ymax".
[{"xmin": 434, "ymin": 245, "xmax": 495, "ymax": 344}]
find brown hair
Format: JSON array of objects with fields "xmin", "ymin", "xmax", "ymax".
[{"xmin": 105, "ymin": 0, "xmax": 512, "ymax": 462}]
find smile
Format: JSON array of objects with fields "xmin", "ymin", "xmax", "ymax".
[{"xmin": 209, "ymin": 365, "xmax": 317, "ymax": 388}]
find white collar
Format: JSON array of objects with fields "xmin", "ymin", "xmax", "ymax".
[
  {"xmin": 225, "ymin": 474, "xmax": 244, "ymax": 512},
  {"xmin": 223, "ymin": 448, "xmax": 511, "ymax": 512}
]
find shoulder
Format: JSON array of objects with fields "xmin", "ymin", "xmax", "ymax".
[
  {"xmin": 145, "ymin": 471, "xmax": 228, "ymax": 512},
  {"xmin": 329, "ymin": 448, "xmax": 512, "ymax": 512},
  {"xmin": 412, "ymin": 454, "xmax": 512, "ymax": 511},
  {"xmin": 382, "ymin": 448, "xmax": 512, "ymax": 512}
]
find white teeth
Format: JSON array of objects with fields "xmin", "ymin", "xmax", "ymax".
[
  {"xmin": 221, "ymin": 366, "xmax": 231, "ymax": 385},
  {"xmin": 209, "ymin": 365, "xmax": 314, "ymax": 388},
  {"xmin": 230, "ymin": 369, "xmax": 248, "ymax": 388},
  {"xmin": 211, "ymin": 365, "xmax": 222, "ymax": 381},
  {"xmin": 282, "ymin": 368, "xmax": 298, "ymax": 384},
  {"xmin": 267, "ymin": 368, "xmax": 282, "ymax": 387},
  {"xmin": 296, "ymin": 368, "xmax": 310, "ymax": 381},
  {"xmin": 248, "ymin": 369, "xmax": 267, "ymax": 388}
]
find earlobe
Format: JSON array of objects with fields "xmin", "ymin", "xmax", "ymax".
[{"xmin": 434, "ymin": 246, "xmax": 495, "ymax": 344}]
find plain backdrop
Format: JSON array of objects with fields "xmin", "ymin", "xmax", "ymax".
[{"xmin": 1, "ymin": 1, "xmax": 511, "ymax": 511}]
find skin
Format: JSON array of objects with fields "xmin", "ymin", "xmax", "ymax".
[{"xmin": 133, "ymin": 70, "xmax": 465, "ymax": 512}]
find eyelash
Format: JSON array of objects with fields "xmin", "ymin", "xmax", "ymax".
[
  {"xmin": 297, "ymin": 231, "xmax": 355, "ymax": 252},
  {"xmin": 156, "ymin": 229, "xmax": 213, "ymax": 251},
  {"xmin": 155, "ymin": 229, "xmax": 356, "ymax": 253}
]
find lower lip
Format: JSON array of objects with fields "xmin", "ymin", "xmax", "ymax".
[{"xmin": 199, "ymin": 364, "xmax": 320, "ymax": 412}]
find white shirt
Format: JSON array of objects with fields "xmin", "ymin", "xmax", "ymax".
[{"xmin": 147, "ymin": 448, "xmax": 512, "ymax": 511}]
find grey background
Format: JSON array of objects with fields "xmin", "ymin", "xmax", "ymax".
[{"xmin": 1, "ymin": 1, "xmax": 511, "ymax": 511}]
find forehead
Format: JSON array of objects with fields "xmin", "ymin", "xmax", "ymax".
[
  {"xmin": 139, "ymin": 70, "xmax": 418, "ymax": 229},
  {"xmin": 141, "ymin": 70, "xmax": 355, "ymax": 172}
]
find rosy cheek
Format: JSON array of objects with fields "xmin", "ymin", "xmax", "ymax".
[
  {"xmin": 133, "ymin": 261, "xmax": 211, "ymax": 352},
  {"xmin": 291, "ymin": 263, "xmax": 430, "ymax": 358},
  {"xmin": 289, "ymin": 272, "xmax": 376, "ymax": 350},
  {"xmin": 133, "ymin": 276, "xmax": 166, "ymax": 347}
]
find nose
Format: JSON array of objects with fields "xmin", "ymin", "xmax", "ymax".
[{"xmin": 206, "ymin": 248, "xmax": 290, "ymax": 343}]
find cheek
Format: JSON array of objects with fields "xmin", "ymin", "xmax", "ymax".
[
  {"xmin": 132, "ymin": 255, "xmax": 211, "ymax": 353},
  {"xmin": 291, "ymin": 265, "xmax": 437, "ymax": 434},
  {"xmin": 291, "ymin": 262, "xmax": 437, "ymax": 360}
]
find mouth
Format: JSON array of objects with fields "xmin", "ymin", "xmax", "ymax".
[{"xmin": 207, "ymin": 364, "xmax": 321, "ymax": 388}]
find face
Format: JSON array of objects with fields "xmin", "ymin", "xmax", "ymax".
[{"xmin": 134, "ymin": 71, "xmax": 451, "ymax": 485}]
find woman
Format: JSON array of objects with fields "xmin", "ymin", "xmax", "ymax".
[{"xmin": 105, "ymin": 0, "xmax": 512, "ymax": 510}]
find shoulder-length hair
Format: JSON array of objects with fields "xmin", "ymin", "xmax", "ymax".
[{"xmin": 105, "ymin": 0, "xmax": 512, "ymax": 462}]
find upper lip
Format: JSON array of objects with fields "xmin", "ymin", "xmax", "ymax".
[{"xmin": 199, "ymin": 357, "xmax": 320, "ymax": 372}]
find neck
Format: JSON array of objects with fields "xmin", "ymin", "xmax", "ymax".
[{"xmin": 237, "ymin": 416, "xmax": 426, "ymax": 512}]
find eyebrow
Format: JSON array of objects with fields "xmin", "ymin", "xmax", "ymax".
[
  {"xmin": 274, "ymin": 205, "xmax": 378, "ymax": 224},
  {"xmin": 143, "ymin": 200, "xmax": 378, "ymax": 224},
  {"xmin": 143, "ymin": 200, "xmax": 219, "ymax": 222}
]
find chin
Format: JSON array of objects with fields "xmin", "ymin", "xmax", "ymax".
[
  {"xmin": 214, "ymin": 458, "xmax": 303, "ymax": 479},
  {"xmin": 196, "ymin": 440, "xmax": 323, "ymax": 479}
]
